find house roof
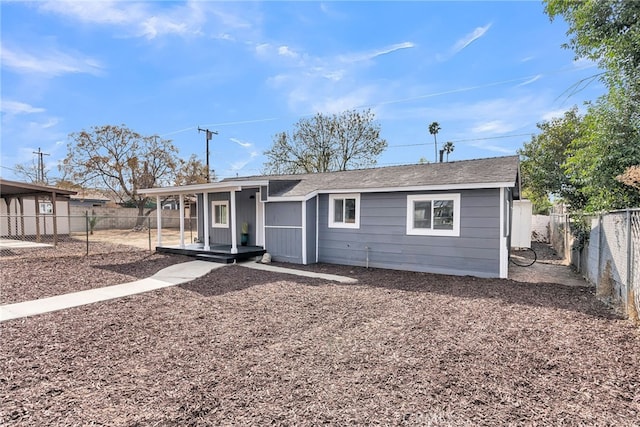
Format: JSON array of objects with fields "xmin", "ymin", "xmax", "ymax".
[
  {"xmin": 140, "ymin": 155, "xmax": 520, "ymax": 199},
  {"xmin": 225, "ymin": 155, "xmax": 520, "ymax": 198},
  {"xmin": 69, "ymin": 188, "xmax": 113, "ymax": 203},
  {"xmin": 0, "ymin": 178, "xmax": 77, "ymax": 199}
]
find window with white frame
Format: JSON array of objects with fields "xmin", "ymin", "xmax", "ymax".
[
  {"xmin": 329, "ymin": 193, "xmax": 360, "ymax": 228},
  {"xmin": 212, "ymin": 200, "xmax": 229, "ymax": 228},
  {"xmin": 406, "ymin": 194, "xmax": 460, "ymax": 236}
]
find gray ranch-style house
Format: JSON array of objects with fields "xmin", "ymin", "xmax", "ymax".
[{"xmin": 141, "ymin": 155, "xmax": 521, "ymax": 278}]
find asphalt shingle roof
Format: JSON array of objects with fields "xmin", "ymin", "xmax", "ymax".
[{"xmin": 226, "ymin": 155, "xmax": 520, "ymax": 198}]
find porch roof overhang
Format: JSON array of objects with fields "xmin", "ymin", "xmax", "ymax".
[
  {"xmin": 0, "ymin": 178, "xmax": 76, "ymax": 200},
  {"xmin": 140, "ymin": 180, "xmax": 269, "ymax": 197}
]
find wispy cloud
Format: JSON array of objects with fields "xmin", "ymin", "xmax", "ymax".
[
  {"xmin": 541, "ymin": 108, "xmax": 572, "ymax": 122},
  {"xmin": 468, "ymin": 141, "xmax": 513, "ymax": 154},
  {"xmin": 278, "ymin": 45, "xmax": 300, "ymax": 59},
  {"xmin": 260, "ymin": 40, "xmax": 416, "ymax": 114},
  {"xmin": 1, "ymin": 44, "xmax": 103, "ymax": 77},
  {"xmin": 438, "ymin": 24, "xmax": 491, "ymax": 61},
  {"xmin": 1, "ymin": 101, "xmax": 45, "ymax": 115},
  {"xmin": 452, "ymin": 24, "xmax": 492, "ymax": 54},
  {"xmin": 230, "ymin": 137, "xmax": 253, "ymax": 148},
  {"xmin": 339, "ymin": 42, "xmax": 415, "ymax": 63},
  {"xmin": 573, "ymin": 57, "xmax": 598, "ymax": 70},
  {"xmin": 229, "ymin": 150, "xmax": 259, "ymax": 172},
  {"xmin": 517, "ymin": 74, "xmax": 542, "ymax": 87},
  {"xmin": 37, "ymin": 0, "xmax": 208, "ymax": 39},
  {"xmin": 471, "ymin": 120, "xmax": 516, "ymax": 134}
]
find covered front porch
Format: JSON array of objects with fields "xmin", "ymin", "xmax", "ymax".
[{"xmin": 141, "ymin": 179, "xmax": 269, "ymax": 263}]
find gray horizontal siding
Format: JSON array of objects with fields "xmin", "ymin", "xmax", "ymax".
[
  {"xmin": 265, "ymin": 202, "xmax": 302, "ymax": 227},
  {"xmin": 317, "ymin": 189, "xmax": 502, "ymax": 277},
  {"xmin": 265, "ymin": 201, "xmax": 303, "ymax": 263},
  {"xmin": 208, "ymin": 192, "xmax": 231, "ymax": 244},
  {"xmin": 266, "ymin": 227, "xmax": 302, "ymax": 263}
]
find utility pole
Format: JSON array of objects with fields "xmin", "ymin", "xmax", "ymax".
[
  {"xmin": 198, "ymin": 127, "xmax": 218, "ymax": 183},
  {"xmin": 33, "ymin": 147, "xmax": 49, "ymax": 183}
]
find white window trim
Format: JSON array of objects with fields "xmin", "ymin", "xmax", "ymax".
[
  {"xmin": 328, "ymin": 193, "xmax": 360, "ymax": 229},
  {"xmin": 406, "ymin": 193, "xmax": 460, "ymax": 237},
  {"xmin": 212, "ymin": 200, "xmax": 229, "ymax": 228}
]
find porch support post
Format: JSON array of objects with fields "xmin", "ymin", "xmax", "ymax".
[
  {"xmin": 18, "ymin": 197, "xmax": 25, "ymax": 238},
  {"xmin": 35, "ymin": 195, "xmax": 41, "ymax": 242},
  {"xmin": 156, "ymin": 195, "xmax": 162, "ymax": 247},
  {"xmin": 6, "ymin": 197, "xmax": 13, "ymax": 237},
  {"xmin": 203, "ymin": 192, "xmax": 210, "ymax": 251},
  {"xmin": 179, "ymin": 193, "xmax": 185, "ymax": 248},
  {"xmin": 52, "ymin": 192, "xmax": 58, "ymax": 247},
  {"xmin": 230, "ymin": 190, "xmax": 238, "ymax": 254}
]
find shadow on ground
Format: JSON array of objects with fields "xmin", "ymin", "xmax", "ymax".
[{"xmin": 178, "ymin": 259, "xmax": 618, "ymax": 320}]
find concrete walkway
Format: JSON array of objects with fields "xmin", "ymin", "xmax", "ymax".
[
  {"xmin": 0, "ymin": 261, "xmax": 225, "ymax": 322},
  {"xmin": 241, "ymin": 262, "xmax": 358, "ymax": 284},
  {"xmin": 1, "ymin": 261, "xmax": 358, "ymax": 322}
]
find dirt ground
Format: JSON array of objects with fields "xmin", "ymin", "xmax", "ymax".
[
  {"xmin": 84, "ymin": 228, "xmax": 188, "ymax": 250},
  {"xmin": 509, "ymin": 242, "xmax": 588, "ymax": 287},
  {"xmin": 1, "ymin": 242, "xmax": 639, "ymax": 425}
]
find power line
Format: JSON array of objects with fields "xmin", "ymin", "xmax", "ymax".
[{"xmin": 387, "ymin": 133, "xmax": 533, "ymax": 148}]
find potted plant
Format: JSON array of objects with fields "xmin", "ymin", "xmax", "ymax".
[{"xmin": 241, "ymin": 222, "xmax": 249, "ymax": 246}]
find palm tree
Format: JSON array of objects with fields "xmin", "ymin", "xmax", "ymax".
[
  {"xmin": 443, "ymin": 141, "xmax": 454, "ymax": 162},
  {"xmin": 428, "ymin": 122, "xmax": 441, "ymax": 163}
]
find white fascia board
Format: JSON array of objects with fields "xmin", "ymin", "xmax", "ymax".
[
  {"xmin": 245, "ymin": 181, "xmax": 516, "ymax": 202},
  {"xmin": 140, "ymin": 180, "xmax": 268, "ymax": 196},
  {"xmin": 316, "ymin": 182, "xmax": 516, "ymax": 195},
  {"xmin": 264, "ymin": 191, "xmax": 318, "ymax": 203}
]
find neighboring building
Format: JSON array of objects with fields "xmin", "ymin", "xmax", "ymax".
[
  {"xmin": 141, "ymin": 156, "xmax": 520, "ymax": 278},
  {"xmin": 0, "ymin": 178, "xmax": 76, "ymax": 238},
  {"xmin": 69, "ymin": 188, "xmax": 113, "ymax": 208}
]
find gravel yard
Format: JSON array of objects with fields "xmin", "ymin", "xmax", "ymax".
[
  {"xmin": 1, "ymin": 242, "xmax": 639, "ymax": 425},
  {"xmin": 0, "ymin": 240, "xmax": 191, "ymax": 305}
]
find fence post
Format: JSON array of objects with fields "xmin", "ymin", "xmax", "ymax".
[
  {"xmin": 85, "ymin": 211, "xmax": 89, "ymax": 257},
  {"xmin": 626, "ymin": 209, "xmax": 635, "ymax": 320},
  {"xmin": 597, "ymin": 214, "xmax": 603, "ymax": 291}
]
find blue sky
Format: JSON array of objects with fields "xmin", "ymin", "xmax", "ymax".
[{"xmin": 1, "ymin": 1, "xmax": 605, "ymax": 182}]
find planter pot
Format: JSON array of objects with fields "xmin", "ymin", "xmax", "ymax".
[{"xmin": 241, "ymin": 233, "xmax": 249, "ymax": 246}]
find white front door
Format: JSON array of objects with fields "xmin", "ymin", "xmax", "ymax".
[{"xmin": 255, "ymin": 191, "xmax": 265, "ymax": 246}]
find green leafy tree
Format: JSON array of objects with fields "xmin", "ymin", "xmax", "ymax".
[
  {"xmin": 263, "ymin": 109, "xmax": 387, "ymax": 174},
  {"xmin": 428, "ymin": 122, "xmax": 441, "ymax": 163},
  {"xmin": 545, "ymin": 0, "xmax": 640, "ymax": 95},
  {"xmin": 62, "ymin": 125, "xmax": 179, "ymax": 226},
  {"xmin": 542, "ymin": 0, "xmax": 640, "ymax": 211},
  {"xmin": 564, "ymin": 92, "xmax": 640, "ymax": 211},
  {"xmin": 518, "ymin": 107, "xmax": 586, "ymax": 212}
]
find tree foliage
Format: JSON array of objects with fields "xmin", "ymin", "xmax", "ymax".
[
  {"xmin": 617, "ymin": 165, "xmax": 640, "ymax": 190},
  {"xmin": 263, "ymin": 109, "xmax": 387, "ymax": 174},
  {"xmin": 545, "ymin": 0, "xmax": 640, "ymax": 94},
  {"xmin": 519, "ymin": 108, "xmax": 586, "ymax": 213},
  {"xmin": 62, "ymin": 125, "xmax": 179, "ymax": 223},
  {"xmin": 13, "ymin": 161, "xmax": 51, "ymax": 185},
  {"xmin": 175, "ymin": 154, "xmax": 211, "ymax": 185},
  {"xmin": 532, "ymin": 0, "xmax": 640, "ymax": 212},
  {"xmin": 443, "ymin": 141, "xmax": 454, "ymax": 162},
  {"xmin": 428, "ymin": 122, "xmax": 441, "ymax": 163},
  {"xmin": 564, "ymin": 92, "xmax": 640, "ymax": 211}
]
